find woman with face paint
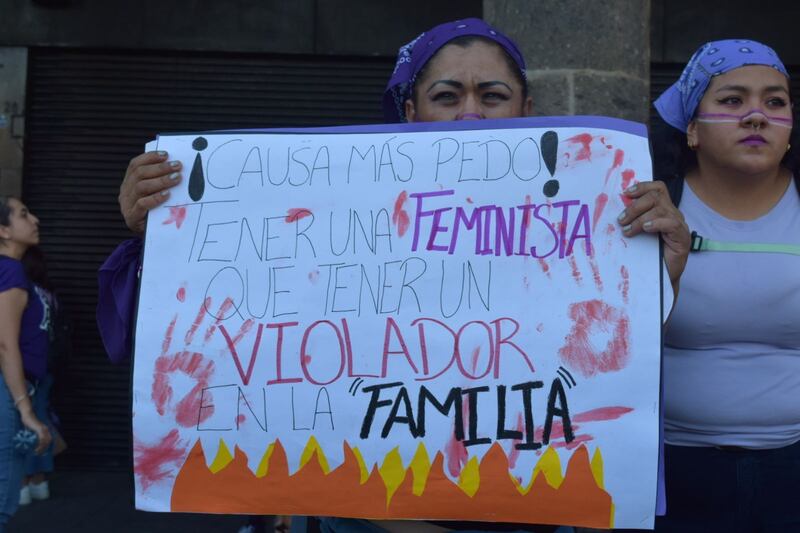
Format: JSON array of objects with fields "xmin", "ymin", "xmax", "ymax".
[{"xmin": 647, "ymin": 40, "xmax": 800, "ymax": 532}]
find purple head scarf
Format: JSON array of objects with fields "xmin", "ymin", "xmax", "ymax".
[
  {"xmin": 382, "ymin": 18, "xmax": 527, "ymax": 123},
  {"xmin": 654, "ymin": 39, "xmax": 789, "ymax": 132}
]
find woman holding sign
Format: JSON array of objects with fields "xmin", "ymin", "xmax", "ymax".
[
  {"xmin": 651, "ymin": 40, "xmax": 800, "ymax": 531},
  {"xmin": 0, "ymin": 197, "xmax": 52, "ymax": 532},
  {"xmin": 99, "ymin": 17, "xmax": 689, "ymax": 533},
  {"xmin": 103, "ymin": 17, "xmax": 688, "ymax": 360}
]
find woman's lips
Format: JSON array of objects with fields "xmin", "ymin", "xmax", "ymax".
[{"xmin": 740, "ymin": 135, "xmax": 767, "ymax": 146}]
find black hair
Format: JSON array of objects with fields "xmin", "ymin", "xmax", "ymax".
[
  {"xmin": 411, "ymin": 35, "xmax": 529, "ymax": 103},
  {"xmin": 22, "ymin": 245, "xmax": 54, "ymax": 292},
  {"xmin": 0, "ymin": 196, "xmax": 13, "ymax": 226}
]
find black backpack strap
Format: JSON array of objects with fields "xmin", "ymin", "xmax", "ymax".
[{"xmin": 655, "ymin": 173, "xmax": 685, "ymax": 207}]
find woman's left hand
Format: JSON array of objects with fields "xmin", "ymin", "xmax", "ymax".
[
  {"xmin": 19, "ymin": 408, "xmax": 52, "ymax": 455},
  {"xmin": 618, "ymin": 181, "xmax": 690, "ymax": 290}
]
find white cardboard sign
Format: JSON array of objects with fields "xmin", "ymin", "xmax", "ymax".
[{"xmin": 133, "ymin": 117, "xmax": 661, "ymax": 530}]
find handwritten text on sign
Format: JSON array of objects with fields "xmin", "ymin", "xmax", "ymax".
[{"xmin": 133, "ymin": 118, "xmax": 660, "ymax": 529}]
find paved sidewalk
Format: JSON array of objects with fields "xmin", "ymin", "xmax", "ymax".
[{"xmin": 7, "ymin": 470, "xmax": 246, "ymax": 533}]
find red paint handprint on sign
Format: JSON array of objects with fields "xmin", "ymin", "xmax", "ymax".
[{"xmin": 151, "ymin": 295, "xmax": 237, "ymax": 427}]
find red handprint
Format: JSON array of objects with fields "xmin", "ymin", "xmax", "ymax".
[{"xmin": 151, "ymin": 295, "xmax": 236, "ymax": 427}]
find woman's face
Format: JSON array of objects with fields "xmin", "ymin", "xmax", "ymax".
[
  {"xmin": 405, "ymin": 40, "xmax": 532, "ymax": 123},
  {"xmin": 687, "ymin": 65, "xmax": 792, "ymax": 175},
  {"xmin": 0, "ymin": 198, "xmax": 39, "ymax": 247}
]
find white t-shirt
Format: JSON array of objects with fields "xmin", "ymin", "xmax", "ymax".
[{"xmin": 664, "ymin": 180, "xmax": 800, "ymax": 448}]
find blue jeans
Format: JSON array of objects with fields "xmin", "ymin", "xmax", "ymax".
[
  {"xmin": 648, "ymin": 441, "xmax": 800, "ymax": 533},
  {"xmin": 0, "ymin": 377, "xmax": 24, "ymax": 532}
]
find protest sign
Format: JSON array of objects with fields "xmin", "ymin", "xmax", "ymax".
[{"xmin": 133, "ymin": 116, "xmax": 661, "ymax": 529}]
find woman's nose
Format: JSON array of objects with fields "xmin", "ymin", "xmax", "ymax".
[
  {"xmin": 741, "ymin": 110, "xmax": 769, "ymax": 129},
  {"xmin": 458, "ymin": 94, "xmax": 484, "ymax": 120}
]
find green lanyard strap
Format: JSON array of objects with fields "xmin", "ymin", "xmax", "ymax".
[{"xmin": 690, "ymin": 231, "xmax": 800, "ymax": 256}]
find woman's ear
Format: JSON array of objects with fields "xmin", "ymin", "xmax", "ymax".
[
  {"xmin": 523, "ymin": 95, "xmax": 533, "ymax": 117},
  {"xmin": 686, "ymin": 120, "xmax": 699, "ymax": 150},
  {"xmin": 404, "ymin": 99, "xmax": 417, "ymax": 123}
]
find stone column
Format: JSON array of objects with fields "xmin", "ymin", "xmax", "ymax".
[
  {"xmin": 0, "ymin": 48, "xmax": 27, "ymax": 197},
  {"xmin": 484, "ymin": 0, "xmax": 651, "ymax": 123}
]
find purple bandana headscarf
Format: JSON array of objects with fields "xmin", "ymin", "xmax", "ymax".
[
  {"xmin": 382, "ymin": 18, "xmax": 527, "ymax": 123},
  {"xmin": 654, "ymin": 39, "xmax": 789, "ymax": 132}
]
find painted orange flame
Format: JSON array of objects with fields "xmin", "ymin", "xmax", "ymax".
[{"xmin": 171, "ymin": 439, "xmax": 613, "ymax": 528}]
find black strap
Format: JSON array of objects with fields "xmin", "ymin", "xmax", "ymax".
[{"xmin": 656, "ymin": 173, "xmax": 684, "ymax": 207}]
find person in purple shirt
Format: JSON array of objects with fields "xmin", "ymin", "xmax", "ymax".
[
  {"xmin": 648, "ymin": 40, "xmax": 800, "ymax": 531},
  {"xmin": 0, "ymin": 196, "xmax": 52, "ymax": 532},
  {"xmin": 98, "ymin": 18, "xmax": 690, "ymax": 532},
  {"xmin": 19, "ymin": 246, "xmax": 61, "ymax": 505}
]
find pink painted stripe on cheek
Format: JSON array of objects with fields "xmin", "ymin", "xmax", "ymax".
[{"xmin": 697, "ymin": 111, "xmax": 793, "ymax": 127}]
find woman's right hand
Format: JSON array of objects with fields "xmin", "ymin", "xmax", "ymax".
[
  {"xmin": 619, "ymin": 180, "xmax": 690, "ymax": 292},
  {"xmin": 19, "ymin": 408, "xmax": 52, "ymax": 455},
  {"xmin": 119, "ymin": 151, "xmax": 183, "ymax": 235}
]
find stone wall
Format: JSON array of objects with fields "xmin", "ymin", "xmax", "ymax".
[
  {"xmin": 485, "ymin": 0, "xmax": 651, "ymax": 123},
  {"xmin": 0, "ymin": 48, "xmax": 26, "ymax": 197}
]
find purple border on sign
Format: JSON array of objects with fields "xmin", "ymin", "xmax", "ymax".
[{"xmin": 159, "ymin": 115, "xmax": 647, "ymax": 139}]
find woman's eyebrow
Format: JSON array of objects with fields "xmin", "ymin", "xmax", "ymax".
[
  {"xmin": 426, "ymin": 80, "xmax": 515, "ymax": 94},
  {"xmin": 764, "ymin": 85, "xmax": 790, "ymax": 94},
  {"xmin": 478, "ymin": 81, "xmax": 514, "ymax": 92},
  {"xmin": 715, "ymin": 84, "xmax": 747, "ymax": 93},
  {"xmin": 426, "ymin": 80, "xmax": 463, "ymax": 93},
  {"xmin": 715, "ymin": 84, "xmax": 789, "ymax": 94}
]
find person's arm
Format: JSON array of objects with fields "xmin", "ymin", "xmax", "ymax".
[
  {"xmin": 0, "ymin": 288, "xmax": 52, "ymax": 454},
  {"xmin": 95, "ymin": 149, "xmax": 180, "ymax": 363},
  {"xmin": 97, "ymin": 238, "xmax": 142, "ymax": 364}
]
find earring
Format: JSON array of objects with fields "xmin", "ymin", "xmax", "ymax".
[
  {"xmin": 788, "ymin": 144, "xmax": 792, "ymax": 152},
  {"xmin": 687, "ymin": 139, "xmax": 697, "ymax": 151}
]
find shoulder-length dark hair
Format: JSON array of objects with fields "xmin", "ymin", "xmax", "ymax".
[{"xmin": 22, "ymin": 245, "xmax": 54, "ymax": 292}]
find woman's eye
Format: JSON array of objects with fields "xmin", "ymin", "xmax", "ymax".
[
  {"xmin": 431, "ymin": 91, "xmax": 457, "ymax": 103},
  {"xmin": 717, "ymin": 96, "xmax": 742, "ymax": 106},
  {"xmin": 766, "ymin": 97, "xmax": 788, "ymax": 108},
  {"xmin": 483, "ymin": 92, "xmax": 510, "ymax": 102}
]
